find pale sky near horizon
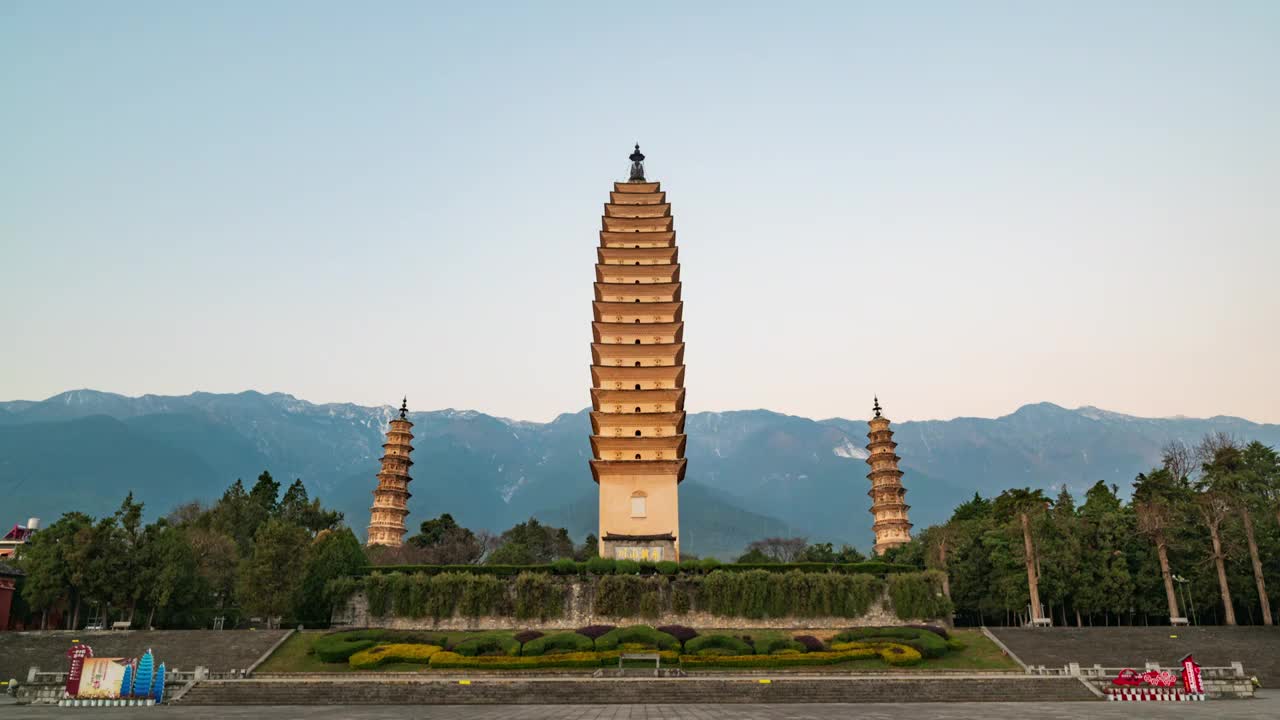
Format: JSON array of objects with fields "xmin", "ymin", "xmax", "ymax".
[{"xmin": 2, "ymin": 2, "xmax": 1278, "ymax": 424}]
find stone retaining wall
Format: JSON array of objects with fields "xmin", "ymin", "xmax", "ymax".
[{"xmin": 334, "ymin": 585, "xmax": 907, "ymax": 631}]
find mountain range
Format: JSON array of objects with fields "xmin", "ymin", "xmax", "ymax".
[{"xmin": 2, "ymin": 390, "xmax": 1277, "ymax": 558}]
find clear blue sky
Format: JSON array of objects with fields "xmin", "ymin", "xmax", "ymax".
[{"xmin": 3, "ymin": 1, "xmax": 1278, "ymax": 423}]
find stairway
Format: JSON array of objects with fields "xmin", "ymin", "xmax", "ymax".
[{"xmin": 175, "ymin": 676, "xmax": 1096, "ymax": 705}]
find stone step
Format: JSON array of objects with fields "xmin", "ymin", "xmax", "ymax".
[
  {"xmin": 175, "ymin": 677, "xmax": 1096, "ymax": 705},
  {"xmin": 988, "ymin": 626, "xmax": 1280, "ymax": 683}
]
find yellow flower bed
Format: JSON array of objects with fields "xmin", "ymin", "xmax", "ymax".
[
  {"xmin": 428, "ymin": 651, "xmax": 601, "ymax": 670},
  {"xmin": 349, "ymin": 643, "xmax": 442, "ymax": 670},
  {"xmin": 831, "ymin": 641, "xmax": 923, "ymax": 666},
  {"xmin": 680, "ymin": 648, "xmax": 878, "ymax": 668}
]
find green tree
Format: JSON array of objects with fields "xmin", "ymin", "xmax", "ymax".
[
  {"xmin": 278, "ymin": 478, "xmax": 343, "ymax": 535},
  {"xmin": 487, "ymin": 518, "xmax": 574, "ymax": 565},
  {"xmin": 248, "ymin": 470, "xmax": 282, "ymax": 516},
  {"xmin": 1133, "ymin": 468, "xmax": 1192, "ymax": 623},
  {"xmin": 406, "ymin": 513, "xmax": 484, "ymax": 564},
  {"xmin": 111, "ymin": 493, "xmax": 147, "ymax": 623},
  {"xmin": 1037, "ymin": 486, "xmax": 1082, "ymax": 626},
  {"xmin": 18, "ymin": 512, "xmax": 91, "ymax": 629},
  {"xmin": 295, "ymin": 528, "xmax": 366, "ymax": 624},
  {"xmin": 992, "ymin": 488, "xmax": 1052, "ymax": 623},
  {"xmin": 1075, "ymin": 481, "xmax": 1135, "ymax": 625},
  {"xmin": 236, "ymin": 518, "xmax": 310, "ymax": 621},
  {"xmin": 188, "ymin": 527, "xmax": 239, "ymax": 607},
  {"xmin": 1243, "ymin": 441, "xmax": 1280, "ymax": 528},
  {"xmin": 574, "ymin": 533, "xmax": 599, "ymax": 561},
  {"xmin": 1201, "ymin": 443, "xmax": 1268, "ymax": 624},
  {"xmin": 135, "ymin": 521, "xmax": 199, "ymax": 628}
]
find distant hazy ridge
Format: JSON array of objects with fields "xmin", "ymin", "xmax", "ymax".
[{"xmin": 2, "ymin": 390, "xmax": 1275, "ymax": 558}]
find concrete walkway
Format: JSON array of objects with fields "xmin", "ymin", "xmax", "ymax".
[{"xmin": 2, "ymin": 694, "xmax": 1278, "ymax": 719}]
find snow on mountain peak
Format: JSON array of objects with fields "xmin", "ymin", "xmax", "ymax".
[{"xmin": 833, "ymin": 439, "xmax": 869, "ymax": 460}]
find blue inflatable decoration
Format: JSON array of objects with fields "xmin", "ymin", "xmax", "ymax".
[
  {"xmin": 152, "ymin": 663, "xmax": 166, "ymax": 704},
  {"xmin": 119, "ymin": 663, "xmax": 133, "ymax": 698},
  {"xmin": 134, "ymin": 649, "xmax": 154, "ymax": 699},
  {"xmin": 126, "ymin": 658, "xmax": 139, "ymax": 697}
]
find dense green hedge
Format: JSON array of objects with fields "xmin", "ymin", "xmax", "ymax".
[
  {"xmin": 342, "ymin": 568, "xmax": 947, "ymax": 622},
  {"xmin": 452, "ymin": 635, "xmax": 520, "ymax": 657},
  {"xmin": 684, "ymin": 634, "xmax": 753, "ymax": 656},
  {"xmin": 520, "ymin": 632, "xmax": 594, "ymax": 656},
  {"xmin": 697, "ymin": 570, "xmax": 883, "ymax": 618},
  {"xmin": 887, "ymin": 571, "xmax": 953, "ymax": 621},
  {"xmin": 594, "ymin": 625, "xmax": 680, "ymax": 652},
  {"xmin": 357, "ymin": 560, "xmax": 912, "ymax": 577}
]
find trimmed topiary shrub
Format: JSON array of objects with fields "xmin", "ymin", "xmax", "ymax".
[
  {"xmin": 429, "ymin": 651, "xmax": 600, "ymax": 670},
  {"xmin": 684, "ymin": 634, "xmax": 753, "ymax": 656},
  {"xmin": 680, "ymin": 648, "xmax": 877, "ymax": 668},
  {"xmin": 655, "ymin": 561, "xmax": 679, "ymax": 575},
  {"xmin": 946, "ymin": 638, "xmax": 967, "ymax": 651},
  {"xmin": 314, "ymin": 631, "xmax": 385, "ymax": 663},
  {"xmin": 576, "ymin": 624, "xmax": 615, "ymax": 640},
  {"xmin": 656, "ymin": 625, "xmax": 698, "ymax": 644},
  {"xmin": 594, "ymin": 625, "xmax": 680, "ymax": 652},
  {"xmin": 833, "ymin": 627, "xmax": 948, "ymax": 659},
  {"xmin": 451, "ymin": 635, "xmax": 520, "ymax": 657},
  {"xmin": 876, "ymin": 642, "xmax": 924, "ymax": 666},
  {"xmin": 585, "ymin": 556, "xmax": 616, "ymax": 575},
  {"xmin": 520, "ymin": 632, "xmax": 594, "ymax": 657},
  {"xmin": 614, "ymin": 559, "xmax": 641, "ymax": 575},
  {"xmin": 793, "ymin": 635, "xmax": 825, "ymax": 652},
  {"xmin": 760, "ymin": 638, "xmax": 808, "ymax": 655},
  {"xmin": 348, "ymin": 644, "xmax": 441, "ymax": 670}
]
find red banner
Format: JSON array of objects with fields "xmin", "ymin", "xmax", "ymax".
[{"xmin": 64, "ymin": 644, "xmax": 93, "ymax": 697}]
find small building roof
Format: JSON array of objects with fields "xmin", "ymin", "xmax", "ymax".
[{"xmin": 0, "ymin": 560, "xmax": 25, "ymax": 577}]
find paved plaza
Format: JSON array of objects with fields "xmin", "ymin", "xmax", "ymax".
[{"xmin": 2, "ymin": 695, "xmax": 1278, "ymax": 720}]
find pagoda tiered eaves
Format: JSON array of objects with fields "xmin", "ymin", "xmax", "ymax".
[
  {"xmin": 367, "ymin": 400, "xmax": 416, "ymax": 547},
  {"xmin": 590, "ymin": 160, "xmax": 685, "ymax": 562},
  {"xmin": 865, "ymin": 400, "xmax": 912, "ymax": 555}
]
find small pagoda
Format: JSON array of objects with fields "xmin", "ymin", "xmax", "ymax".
[
  {"xmin": 367, "ymin": 398, "xmax": 415, "ymax": 547},
  {"xmin": 866, "ymin": 397, "xmax": 912, "ymax": 554},
  {"xmin": 588, "ymin": 144, "xmax": 687, "ymax": 562}
]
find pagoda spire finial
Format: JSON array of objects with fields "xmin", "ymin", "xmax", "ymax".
[
  {"xmin": 399, "ymin": 396, "xmax": 408, "ymax": 419},
  {"xmin": 873, "ymin": 395, "xmax": 882, "ymax": 418},
  {"xmin": 628, "ymin": 143, "xmax": 646, "ymax": 182}
]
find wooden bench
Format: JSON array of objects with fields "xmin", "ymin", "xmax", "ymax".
[
  {"xmin": 111, "ymin": 621, "xmax": 132, "ymax": 630},
  {"xmin": 1027, "ymin": 618, "xmax": 1054, "ymax": 628},
  {"xmin": 1170, "ymin": 617, "xmax": 1190, "ymax": 626},
  {"xmin": 619, "ymin": 652, "xmax": 662, "ymax": 676}
]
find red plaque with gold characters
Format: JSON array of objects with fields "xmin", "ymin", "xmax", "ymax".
[{"xmin": 64, "ymin": 643, "xmax": 93, "ymax": 697}]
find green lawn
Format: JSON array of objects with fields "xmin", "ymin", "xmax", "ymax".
[{"xmin": 258, "ymin": 628, "xmax": 1019, "ymax": 674}]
